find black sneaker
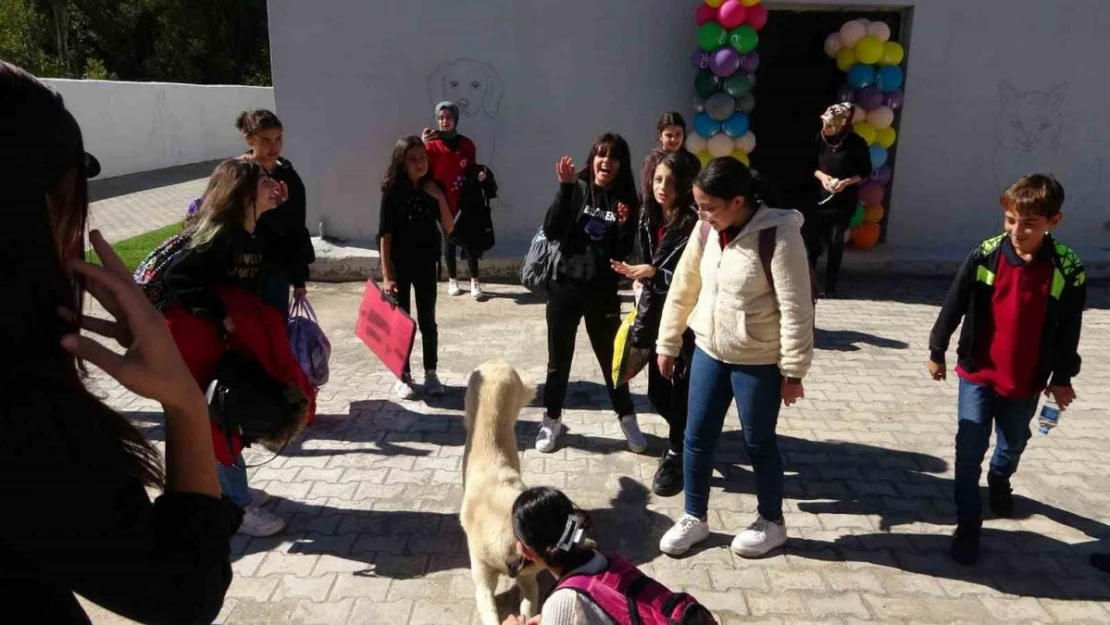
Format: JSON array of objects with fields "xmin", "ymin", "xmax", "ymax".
[
  {"xmin": 988, "ymin": 472, "xmax": 1014, "ymax": 518},
  {"xmin": 652, "ymin": 451, "xmax": 684, "ymax": 497},
  {"xmin": 950, "ymin": 525, "xmax": 981, "ymax": 566},
  {"xmin": 1090, "ymin": 553, "xmax": 1110, "ymax": 574}
]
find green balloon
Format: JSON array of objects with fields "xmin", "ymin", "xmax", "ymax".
[
  {"xmin": 729, "ymin": 25, "xmax": 759, "ymax": 53},
  {"xmin": 722, "ymin": 73, "xmax": 754, "ymax": 98},
  {"xmin": 697, "ymin": 22, "xmax": 728, "ymax": 52},
  {"xmin": 694, "ymin": 69, "xmax": 722, "ymax": 99},
  {"xmin": 849, "ymin": 203, "xmax": 865, "ymax": 228}
]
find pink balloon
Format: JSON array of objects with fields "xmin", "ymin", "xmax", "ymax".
[
  {"xmin": 718, "ymin": 0, "xmax": 747, "ymax": 29},
  {"xmin": 696, "ymin": 3, "xmax": 718, "ymax": 26},
  {"xmin": 858, "ymin": 181, "xmax": 885, "ymax": 206},
  {"xmin": 746, "ymin": 3, "xmax": 768, "ymax": 30}
]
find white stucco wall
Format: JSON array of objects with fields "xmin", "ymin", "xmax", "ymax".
[
  {"xmin": 43, "ymin": 79, "xmax": 275, "ymax": 179},
  {"xmin": 269, "ymin": 0, "xmax": 1110, "ymax": 263}
]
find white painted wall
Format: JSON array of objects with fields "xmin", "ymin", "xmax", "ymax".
[
  {"xmin": 269, "ymin": 0, "xmax": 1110, "ymax": 263},
  {"xmin": 44, "ymin": 79, "xmax": 275, "ymax": 179}
]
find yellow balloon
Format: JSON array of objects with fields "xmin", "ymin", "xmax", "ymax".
[
  {"xmin": 705, "ymin": 0, "xmax": 725, "ymax": 8},
  {"xmin": 836, "ymin": 48, "xmax": 857, "ymax": 72},
  {"xmin": 741, "ymin": 0, "xmax": 761, "ymax": 6},
  {"xmin": 697, "ymin": 151, "xmax": 712, "ymax": 167},
  {"xmin": 881, "ymin": 41, "xmax": 905, "ymax": 66},
  {"xmin": 876, "ymin": 126, "xmax": 897, "ymax": 149},
  {"xmin": 730, "ymin": 150, "xmax": 751, "ymax": 166},
  {"xmin": 853, "ymin": 121, "xmax": 877, "ymax": 146},
  {"xmin": 854, "ymin": 35, "xmax": 883, "ymax": 65}
]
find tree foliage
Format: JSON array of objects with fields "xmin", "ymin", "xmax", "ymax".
[{"xmin": 0, "ymin": 0, "xmax": 271, "ymax": 84}]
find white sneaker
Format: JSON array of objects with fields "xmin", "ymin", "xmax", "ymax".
[
  {"xmin": 239, "ymin": 506, "xmax": 286, "ymax": 537},
  {"xmin": 471, "ymin": 281, "xmax": 485, "ymax": 300},
  {"xmin": 424, "ymin": 370, "xmax": 445, "ymax": 396},
  {"xmin": 659, "ymin": 514, "xmax": 710, "ymax": 556},
  {"xmin": 535, "ymin": 416, "xmax": 565, "ymax": 453},
  {"xmin": 393, "ymin": 377, "xmax": 417, "ymax": 400},
  {"xmin": 619, "ymin": 414, "xmax": 647, "ymax": 453},
  {"xmin": 249, "ymin": 488, "xmax": 270, "ymax": 507},
  {"xmin": 447, "ymin": 279, "xmax": 462, "ymax": 296},
  {"xmin": 731, "ymin": 515, "xmax": 788, "ymax": 558}
]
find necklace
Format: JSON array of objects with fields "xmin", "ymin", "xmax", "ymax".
[{"xmin": 821, "ymin": 132, "xmax": 846, "ymax": 150}]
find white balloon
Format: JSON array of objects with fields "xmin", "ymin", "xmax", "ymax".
[
  {"xmin": 708, "ymin": 132, "xmax": 735, "ymax": 158},
  {"xmin": 867, "ymin": 21, "xmax": 892, "ymax": 43},
  {"xmin": 823, "ymin": 32, "xmax": 843, "ymax": 58},
  {"xmin": 734, "ymin": 131, "xmax": 757, "ymax": 154},
  {"xmin": 686, "ymin": 134, "xmax": 708, "ymax": 154},
  {"xmin": 839, "ymin": 20, "xmax": 867, "ymax": 49},
  {"xmin": 866, "ymin": 106, "xmax": 895, "ymax": 130},
  {"xmin": 851, "ymin": 105, "xmax": 866, "ymax": 124}
]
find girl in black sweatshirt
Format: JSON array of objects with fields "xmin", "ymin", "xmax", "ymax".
[{"xmin": 536, "ymin": 133, "xmax": 643, "ymax": 454}]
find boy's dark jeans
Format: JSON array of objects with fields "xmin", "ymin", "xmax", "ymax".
[{"xmin": 954, "ymin": 378, "xmax": 1040, "ymax": 528}]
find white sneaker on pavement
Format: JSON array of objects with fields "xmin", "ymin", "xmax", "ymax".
[
  {"xmin": 447, "ymin": 279, "xmax": 462, "ymax": 296},
  {"xmin": 393, "ymin": 377, "xmax": 417, "ymax": 401},
  {"xmin": 239, "ymin": 506, "xmax": 286, "ymax": 537},
  {"xmin": 535, "ymin": 416, "xmax": 565, "ymax": 453},
  {"xmin": 659, "ymin": 514, "xmax": 710, "ymax": 556},
  {"xmin": 619, "ymin": 414, "xmax": 647, "ymax": 453},
  {"xmin": 731, "ymin": 515, "xmax": 788, "ymax": 558},
  {"xmin": 424, "ymin": 370, "xmax": 445, "ymax": 396},
  {"xmin": 249, "ymin": 488, "xmax": 270, "ymax": 507},
  {"xmin": 471, "ymin": 281, "xmax": 486, "ymax": 300}
]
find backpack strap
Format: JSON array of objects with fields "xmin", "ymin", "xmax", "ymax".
[
  {"xmin": 758, "ymin": 226, "xmax": 778, "ymax": 296},
  {"xmin": 555, "ymin": 553, "xmax": 644, "ymax": 625}
]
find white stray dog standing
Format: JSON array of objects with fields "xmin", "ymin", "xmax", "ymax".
[{"xmin": 461, "ymin": 361, "xmax": 540, "ymax": 625}]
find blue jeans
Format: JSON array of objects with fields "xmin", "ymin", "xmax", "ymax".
[
  {"xmin": 954, "ymin": 378, "xmax": 1040, "ymax": 528},
  {"xmin": 684, "ymin": 348, "xmax": 784, "ymax": 521},
  {"xmin": 217, "ymin": 455, "xmax": 252, "ymax": 509}
]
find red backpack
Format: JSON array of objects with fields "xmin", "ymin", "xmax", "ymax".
[{"xmin": 554, "ymin": 553, "xmax": 717, "ymax": 625}]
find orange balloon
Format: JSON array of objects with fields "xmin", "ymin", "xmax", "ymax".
[
  {"xmin": 863, "ymin": 204, "xmax": 885, "ymax": 224},
  {"xmin": 851, "ymin": 223, "xmax": 882, "ymax": 249}
]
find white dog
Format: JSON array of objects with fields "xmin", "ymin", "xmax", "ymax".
[
  {"xmin": 427, "ymin": 58, "xmax": 503, "ymax": 167},
  {"xmin": 461, "ymin": 361, "xmax": 540, "ymax": 625}
]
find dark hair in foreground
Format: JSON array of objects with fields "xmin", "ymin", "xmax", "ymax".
[
  {"xmin": 0, "ymin": 61, "xmax": 164, "ymax": 487},
  {"xmin": 578, "ymin": 133, "xmax": 640, "ymax": 209},
  {"xmin": 512, "ymin": 486, "xmax": 595, "ymax": 572},
  {"xmin": 642, "ymin": 150, "xmax": 697, "ymax": 229},
  {"xmin": 1001, "ymin": 174, "xmax": 1065, "ymax": 219},
  {"xmin": 236, "ymin": 109, "xmax": 282, "ymax": 136},
  {"xmin": 381, "ymin": 135, "xmax": 429, "ymax": 193},
  {"xmin": 695, "ymin": 157, "xmax": 778, "ymax": 207}
]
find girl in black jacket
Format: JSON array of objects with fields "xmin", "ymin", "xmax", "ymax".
[
  {"xmin": 537, "ymin": 134, "xmax": 642, "ymax": 454},
  {"xmin": 613, "ymin": 150, "xmax": 699, "ymax": 495}
]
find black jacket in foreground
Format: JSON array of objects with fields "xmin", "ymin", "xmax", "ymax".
[
  {"xmin": 928, "ymin": 233, "xmax": 1086, "ymax": 388},
  {"xmin": 258, "ymin": 158, "xmax": 315, "ymax": 287},
  {"xmin": 542, "ymin": 180, "xmax": 639, "ymax": 289},
  {"xmin": 629, "ymin": 207, "xmax": 698, "ymax": 350},
  {"xmin": 0, "ymin": 389, "xmax": 241, "ymax": 624}
]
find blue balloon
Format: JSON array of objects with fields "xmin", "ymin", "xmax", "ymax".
[
  {"xmin": 847, "ymin": 64, "xmax": 876, "ymax": 89},
  {"xmin": 722, "ymin": 112, "xmax": 750, "ymax": 138},
  {"xmin": 875, "ymin": 65, "xmax": 904, "ymax": 93},
  {"xmin": 869, "ymin": 145, "xmax": 888, "ymax": 169},
  {"xmin": 694, "ymin": 112, "xmax": 721, "ymax": 139}
]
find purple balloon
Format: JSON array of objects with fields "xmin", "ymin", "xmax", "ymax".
[
  {"xmin": 738, "ymin": 51, "xmax": 760, "ymax": 74},
  {"xmin": 870, "ymin": 165, "xmax": 892, "ymax": 186},
  {"xmin": 835, "ymin": 83, "xmax": 855, "ymax": 103},
  {"xmin": 884, "ymin": 89, "xmax": 905, "ymax": 110},
  {"xmin": 856, "ymin": 86, "xmax": 884, "ymax": 111},
  {"xmin": 691, "ymin": 48, "xmax": 710, "ymax": 71},
  {"xmin": 710, "ymin": 47, "xmax": 742, "ymax": 77}
]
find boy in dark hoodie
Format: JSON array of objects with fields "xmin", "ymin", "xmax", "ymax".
[
  {"xmin": 928, "ymin": 174, "xmax": 1086, "ymax": 566},
  {"xmin": 537, "ymin": 133, "xmax": 643, "ymax": 454}
]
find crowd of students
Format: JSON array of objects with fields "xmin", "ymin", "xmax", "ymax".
[{"xmin": 1, "ymin": 57, "xmax": 1094, "ymax": 625}]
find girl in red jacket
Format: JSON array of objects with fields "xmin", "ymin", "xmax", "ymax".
[{"xmin": 422, "ymin": 101, "xmax": 488, "ymax": 299}]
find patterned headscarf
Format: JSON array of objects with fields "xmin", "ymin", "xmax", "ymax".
[{"xmin": 821, "ymin": 103, "xmax": 854, "ymax": 134}]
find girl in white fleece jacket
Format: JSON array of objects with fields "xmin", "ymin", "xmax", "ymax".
[{"xmin": 655, "ymin": 158, "xmax": 814, "ymax": 559}]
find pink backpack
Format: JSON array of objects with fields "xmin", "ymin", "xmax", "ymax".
[{"xmin": 554, "ymin": 553, "xmax": 717, "ymax": 625}]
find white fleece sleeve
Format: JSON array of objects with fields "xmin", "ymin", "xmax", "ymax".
[
  {"xmin": 542, "ymin": 588, "xmax": 598, "ymax": 624},
  {"xmin": 772, "ymin": 226, "xmax": 815, "ymax": 379},
  {"xmin": 656, "ymin": 226, "xmax": 705, "ymax": 358}
]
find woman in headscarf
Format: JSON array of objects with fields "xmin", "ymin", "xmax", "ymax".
[
  {"xmin": 808, "ymin": 102, "xmax": 871, "ymax": 297},
  {"xmin": 422, "ymin": 101, "xmax": 488, "ymax": 300}
]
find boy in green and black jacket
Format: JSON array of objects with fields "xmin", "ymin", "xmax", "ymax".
[{"xmin": 927, "ymin": 174, "xmax": 1086, "ymax": 566}]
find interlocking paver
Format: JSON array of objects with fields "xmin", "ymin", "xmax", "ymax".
[
  {"xmin": 76, "ymin": 273, "xmax": 1109, "ymax": 623},
  {"xmin": 88, "ymin": 160, "xmax": 218, "ymax": 242}
]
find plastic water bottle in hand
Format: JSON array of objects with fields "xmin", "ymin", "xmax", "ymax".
[{"xmin": 1038, "ymin": 399, "xmax": 1061, "ymax": 435}]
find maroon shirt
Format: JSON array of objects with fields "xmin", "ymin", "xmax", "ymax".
[{"xmin": 957, "ymin": 238, "xmax": 1053, "ymax": 398}]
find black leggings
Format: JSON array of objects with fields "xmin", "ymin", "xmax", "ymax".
[
  {"xmin": 543, "ymin": 281, "xmax": 635, "ymax": 420},
  {"xmin": 444, "ymin": 239, "xmax": 480, "ymax": 280},
  {"xmin": 648, "ymin": 352, "xmax": 689, "ymax": 454},
  {"xmin": 394, "ymin": 259, "xmax": 438, "ymax": 375},
  {"xmin": 804, "ymin": 206, "xmax": 851, "ymax": 294}
]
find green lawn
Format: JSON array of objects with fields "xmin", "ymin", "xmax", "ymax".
[{"xmin": 89, "ymin": 223, "xmax": 183, "ymax": 271}]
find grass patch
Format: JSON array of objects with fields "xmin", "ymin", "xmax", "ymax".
[{"xmin": 88, "ymin": 222, "xmax": 183, "ymax": 271}]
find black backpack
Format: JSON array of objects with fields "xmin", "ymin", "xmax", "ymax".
[{"xmin": 206, "ymin": 350, "xmax": 308, "ymax": 451}]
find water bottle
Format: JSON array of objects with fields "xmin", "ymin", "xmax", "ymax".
[{"xmin": 1038, "ymin": 400, "xmax": 1061, "ymax": 435}]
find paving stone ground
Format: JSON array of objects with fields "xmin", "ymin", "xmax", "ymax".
[
  {"xmin": 88, "ymin": 160, "xmax": 219, "ymax": 242},
  {"xmin": 81, "ymin": 277, "xmax": 1109, "ymax": 625}
]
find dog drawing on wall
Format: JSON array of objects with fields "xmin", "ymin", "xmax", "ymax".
[
  {"xmin": 427, "ymin": 59, "xmax": 503, "ymax": 169},
  {"xmin": 460, "ymin": 361, "xmax": 540, "ymax": 625}
]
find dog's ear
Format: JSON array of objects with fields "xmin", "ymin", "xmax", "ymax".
[
  {"xmin": 427, "ymin": 61, "xmax": 450, "ymax": 106},
  {"xmin": 506, "ymin": 554, "xmax": 526, "ymax": 578},
  {"xmin": 481, "ymin": 63, "xmax": 503, "ymax": 116}
]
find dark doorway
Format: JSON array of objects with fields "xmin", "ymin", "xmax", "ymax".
[{"xmin": 751, "ymin": 9, "xmax": 904, "ymax": 222}]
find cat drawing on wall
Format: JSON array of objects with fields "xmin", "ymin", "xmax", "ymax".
[{"xmin": 992, "ymin": 82, "xmax": 1101, "ymax": 210}]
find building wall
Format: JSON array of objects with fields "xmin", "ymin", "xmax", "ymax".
[
  {"xmin": 269, "ymin": 0, "xmax": 1110, "ymax": 261},
  {"xmin": 44, "ymin": 79, "xmax": 275, "ymax": 179}
]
